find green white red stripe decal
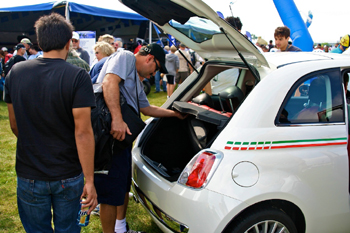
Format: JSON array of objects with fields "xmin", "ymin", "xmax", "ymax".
[{"xmin": 224, "ymin": 137, "xmax": 347, "ymax": 151}]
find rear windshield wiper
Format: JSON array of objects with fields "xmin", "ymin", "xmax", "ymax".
[{"xmin": 219, "ymin": 27, "xmax": 259, "ymax": 84}]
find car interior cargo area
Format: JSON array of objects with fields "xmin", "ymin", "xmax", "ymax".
[
  {"xmin": 140, "ymin": 63, "xmax": 258, "ymax": 181},
  {"xmin": 142, "ymin": 116, "xmax": 220, "ymax": 181}
]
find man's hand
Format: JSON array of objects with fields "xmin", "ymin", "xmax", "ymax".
[
  {"xmin": 110, "ymin": 117, "xmax": 132, "ymax": 141},
  {"xmin": 80, "ymin": 181, "xmax": 98, "ymax": 215},
  {"xmin": 173, "ymin": 110, "xmax": 187, "ymax": 120}
]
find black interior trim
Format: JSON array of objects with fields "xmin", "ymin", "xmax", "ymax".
[
  {"xmin": 172, "ymin": 101, "xmax": 230, "ymax": 128},
  {"xmin": 120, "ymin": 0, "xmax": 196, "ymax": 26}
]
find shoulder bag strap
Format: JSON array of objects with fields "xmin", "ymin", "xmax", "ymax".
[{"xmin": 134, "ymin": 71, "xmax": 141, "ymax": 118}]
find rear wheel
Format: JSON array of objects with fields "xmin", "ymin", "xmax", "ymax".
[
  {"xmin": 143, "ymin": 80, "xmax": 151, "ymax": 95},
  {"xmin": 225, "ymin": 207, "xmax": 298, "ymax": 233}
]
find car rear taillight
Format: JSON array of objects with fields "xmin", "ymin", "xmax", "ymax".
[{"xmin": 178, "ymin": 150, "xmax": 223, "ymax": 189}]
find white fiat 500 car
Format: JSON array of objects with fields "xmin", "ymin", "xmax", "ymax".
[{"xmin": 121, "ymin": 0, "xmax": 350, "ymax": 232}]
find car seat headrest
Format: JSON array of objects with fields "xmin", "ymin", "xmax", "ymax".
[
  {"xmin": 192, "ymin": 93, "xmax": 214, "ymax": 108},
  {"xmin": 219, "ymin": 86, "xmax": 244, "ymax": 112},
  {"xmin": 220, "ymin": 86, "xmax": 244, "ymax": 101},
  {"xmin": 309, "ymin": 78, "xmax": 326, "ymax": 104}
]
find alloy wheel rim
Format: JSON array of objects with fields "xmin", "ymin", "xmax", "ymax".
[{"xmin": 245, "ymin": 220, "xmax": 290, "ymax": 233}]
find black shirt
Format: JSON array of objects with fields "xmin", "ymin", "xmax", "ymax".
[
  {"xmin": 5, "ymin": 58, "xmax": 95, "ymax": 181},
  {"xmin": 3, "ymin": 55, "xmax": 26, "ymax": 76},
  {"xmin": 285, "ymin": 44, "xmax": 302, "ymax": 52},
  {"xmin": 13, "ymin": 54, "xmax": 26, "ymax": 64}
]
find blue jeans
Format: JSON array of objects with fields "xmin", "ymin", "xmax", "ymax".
[
  {"xmin": 17, "ymin": 173, "xmax": 84, "ymax": 233},
  {"xmin": 155, "ymin": 71, "xmax": 167, "ymax": 92}
]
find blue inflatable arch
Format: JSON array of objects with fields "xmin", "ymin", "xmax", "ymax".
[{"xmin": 273, "ymin": 0, "xmax": 314, "ymax": 51}]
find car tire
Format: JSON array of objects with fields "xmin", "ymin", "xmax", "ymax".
[
  {"xmin": 143, "ymin": 80, "xmax": 151, "ymax": 95},
  {"xmin": 224, "ymin": 207, "xmax": 298, "ymax": 233}
]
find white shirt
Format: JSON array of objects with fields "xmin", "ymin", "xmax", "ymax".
[{"xmin": 175, "ymin": 49, "xmax": 191, "ymax": 72}]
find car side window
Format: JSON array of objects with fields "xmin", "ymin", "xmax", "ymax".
[{"xmin": 277, "ymin": 69, "xmax": 344, "ymax": 124}]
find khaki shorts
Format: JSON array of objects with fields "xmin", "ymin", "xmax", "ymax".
[{"xmin": 176, "ymin": 71, "xmax": 190, "ymax": 84}]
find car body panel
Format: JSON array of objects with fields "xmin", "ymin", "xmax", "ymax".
[
  {"xmin": 131, "ymin": 56, "xmax": 350, "ymax": 232},
  {"xmin": 263, "ymin": 52, "xmax": 348, "ymax": 69},
  {"xmin": 132, "ymin": 147, "xmax": 249, "ymax": 233},
  {"xmin": 207, "ymin": 59, "xmax": 350, "ymax": 232}
]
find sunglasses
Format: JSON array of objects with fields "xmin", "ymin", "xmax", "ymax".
[
  {"xmin": 72, "ymin": 39, "xmax": 79, "ymax": 43},
  {"xmin": 153, "ymin": 58, "xmax": 160, "ymax": 73}
]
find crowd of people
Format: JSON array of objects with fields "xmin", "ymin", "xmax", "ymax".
[{"xmin": 255, "ymin": 28, "xmax": 350, "ymax": 54}]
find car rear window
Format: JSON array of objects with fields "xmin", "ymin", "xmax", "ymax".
[{"xmin": 169, "ymin": 17, "xmax": 222, "ymax": 43}]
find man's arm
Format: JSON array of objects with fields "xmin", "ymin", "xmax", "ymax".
[
  {"xmin": 141, "ymin": 105, "xmax": 185, "ymax": 119},
  {"xmin": 72, "ymin": 107, "xmax": 97, "ymax": 214},
  {"xmin": 102, "ymin": 73, "xmax": 131, "ymax": 141},
  {"xmin": 187, "ymin": 53, "xmax": 193, "ymax": 74},
  {"xmin": 7, "ymin": 104, "xmax": 18, "ymax": 137},
  {"xmin": 176, "ymin": 56, "xmax": 180, "ymax": 71}
]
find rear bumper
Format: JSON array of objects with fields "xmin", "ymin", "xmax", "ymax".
[
  {"xmin": 131, "ymin": 148, "xmax": 247, "ymax": 233},
  {"xmin": 132, "ymin": 179, "xmax": 189, "ymax": 233}
]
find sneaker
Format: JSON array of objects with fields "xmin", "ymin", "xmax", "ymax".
[
  {"xmin": 125, "ymin": 222, "xmax": 146, "ymax": 233},
  {"xmin": 125, "ymin": 230, "xmax": 146, "ymax": 233},
  {"xmin": 91, "ymin": 204, "xmax": 100, "ymax": 216}
]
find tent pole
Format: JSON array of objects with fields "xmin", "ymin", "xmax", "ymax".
[
  {"xmin": 65, "ymin": 1, "xmax": 70, "ymax": 20},
  {"xmin": 149, "ymin": 20, "xmax": 152, "ymax": 44}
]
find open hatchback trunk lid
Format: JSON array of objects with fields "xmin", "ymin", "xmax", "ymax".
[{"xmin": 119, "ymin": 0, "xmax": 269, "ymax": 67}]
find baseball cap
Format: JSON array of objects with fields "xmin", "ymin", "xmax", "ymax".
[
  {"xmin": 20, "ymin": 38, "xmax": 32, "ymax": 45},
  {"xmin": 340, "ymin": 35, "xmax": 350, "ymax": 48},
  {"xmin": 1, "ymin": 47, "xmax": 8, "ymax": 52},
  {"xmin": 141, "ymin": 43, "xmax": 168, "ymax": 74},
  {"xmin": 72, "ymin": 32, "xmax": 80, "ymax": 40},
  {"xmin": 15, "ymin": 43, "xmax": 25, "ymax": 50}
]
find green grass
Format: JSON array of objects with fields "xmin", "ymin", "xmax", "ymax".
[{"xmin": 0, "ymin": 88, "xmax": 167, "ymax": 232}]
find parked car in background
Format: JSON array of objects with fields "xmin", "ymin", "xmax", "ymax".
[
  {"xmin": 121, "ymin": 0, "xmax": 350, "ymax": 232},
  {"xmin": 142, "ymin": 79, "xmax": 151, "ymax": 95}
]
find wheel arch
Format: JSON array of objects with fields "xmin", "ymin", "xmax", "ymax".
[{"xmin": 222, "ymin": 199, "xmax": 306, "ymax": 233}]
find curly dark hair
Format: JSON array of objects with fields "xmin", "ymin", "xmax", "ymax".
[{"xmin": 225, "ymin": 16, "xmax": 242, "ymax": 31}]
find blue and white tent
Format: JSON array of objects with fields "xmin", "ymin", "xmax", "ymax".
[{"xmin": 0, "ymin": 1, "xmax": 149, "ymax": 47}]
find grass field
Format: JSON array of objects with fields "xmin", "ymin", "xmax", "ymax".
[{"xmin": 0, "ymin": 89, "xmax": 167, "ymax": 233}]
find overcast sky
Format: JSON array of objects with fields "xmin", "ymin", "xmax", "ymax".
[
  {"xmin": 203, "ymin": 0, "xmax": 348, "ymax": 43},
  {"xmin": 2, "ymin": 0, "xmax": 347, "ymax": 44}
]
